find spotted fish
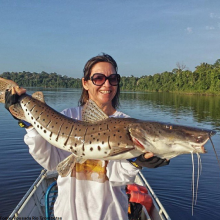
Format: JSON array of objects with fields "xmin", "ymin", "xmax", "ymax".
[{"xmin": 0, "ymin": 77, "xmax": 217, "ymax": 177}]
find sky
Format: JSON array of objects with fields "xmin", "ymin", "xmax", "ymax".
[{"xmin": 0, "ymin": 0, "xmax": 220, "ymax": 78}]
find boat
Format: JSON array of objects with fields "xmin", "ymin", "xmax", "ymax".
[{"xmin": 8, "ymin": 169, "xmax": 171, "ymax": 220}]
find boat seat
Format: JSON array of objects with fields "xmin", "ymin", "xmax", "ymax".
[{"xmin": 45, "ymin": 181, "xmax": 58, "ymax": 218}]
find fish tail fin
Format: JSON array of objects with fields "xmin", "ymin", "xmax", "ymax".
[
  {"xmin": 0, "ymin": 77, "xmax": 18, "ymax": 103},
  {"xmin": 9, "ymin": 104, "xmax": 27, "ymax": 121}
]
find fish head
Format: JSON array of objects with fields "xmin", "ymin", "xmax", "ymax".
[{"xmin": 129, "ymin": 121, "xmax": 216, "ymax": 160}]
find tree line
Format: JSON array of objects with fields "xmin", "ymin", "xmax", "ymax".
[
  {"xmin": 1, "ymin": 59, "xmax": 220, "ymax": 94},
  {"xmin": 120, "ymin": 59, "xmax": 220, "ymax": 94},
  {"xmin": 0, "ymin": 71, "xmax": 82, "ymax": 88}
]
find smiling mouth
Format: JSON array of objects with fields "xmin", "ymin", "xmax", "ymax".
[{"xmin": 100, "ymin": 91, "xmax": 111, "ymax": 94}]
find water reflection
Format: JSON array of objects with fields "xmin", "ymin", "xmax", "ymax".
[
  {"xmin": 120, "ymin": 91, "xmax": 220, "ymax": 130},
  {"xmin": 1, "ymin": 88, "xmax": 220, "ymax": 219}
]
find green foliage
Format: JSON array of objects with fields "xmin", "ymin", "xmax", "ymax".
[
  {"xmin": 0, "ymin": 71, "xmax": 82, "ymax": 89},
  {"xmin": 119, "ymin": 58, "xmax": 220, "ymax": 94},
  {"xmin": 1, "ymin": 59, "xmax": 220, "ymax": 94}
]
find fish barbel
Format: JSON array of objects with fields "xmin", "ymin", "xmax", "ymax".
[{"xmin": 0, "ymin": 77, "xmax": 217, "ymax": 177}]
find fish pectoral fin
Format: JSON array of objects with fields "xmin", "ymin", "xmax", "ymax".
[
  {"xmin": 128, "ymin": 126, "xmax": 147, "ymax": 152},
  {"xmin": 32, "ymin": 91, "xmax": 45, "ymax": 103},
  {"xmin": 56, "ymin": 154, "xmax": 77, "ymax": 177},
  {"xmin": 108, "ymin": 147, "xmax": 134, "ymax": 156},
  {"xmin": 82, "ymin": 99, "xmax": 108, "ymax": 122},
  {"xmin": 9, "ymin": 104, "xmax": 27, "ymax": 121}
]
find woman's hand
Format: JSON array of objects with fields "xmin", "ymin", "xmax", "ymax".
[
  {"xmin": 11, "ymin": 86, "xmax": 26, "ymax": 96},
  {"xmin": 143, "ymin": 152, "xmax": 154, "ymax": 159},
  {"xmin": 5, "ymin": 86, "xmax": 26, "ymax": 114},
  {"xmin": 128, "ymin": 152, "xmax": 170, "ymax": 169},
  {"xmin": 5, "ymin": 86, "xmax": 32, "ymax": 128}
]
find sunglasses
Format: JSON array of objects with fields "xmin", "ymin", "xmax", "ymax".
[{"xmin": 90, "ymin": 73, "xmax": 120, "ymax": 86}]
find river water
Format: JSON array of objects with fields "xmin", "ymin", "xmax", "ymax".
[{"xmin": 0, "ymin": 88, "xmax": 220, "ymax": 220}]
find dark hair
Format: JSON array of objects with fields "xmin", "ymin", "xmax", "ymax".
[{"xmin": 79, "ymin": 53, "xmax": 120, "ymax": 108}]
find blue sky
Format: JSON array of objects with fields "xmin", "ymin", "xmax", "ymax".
[{"xmin": 0, "ymin": 0, "xmax": 220, "ymax": 78}]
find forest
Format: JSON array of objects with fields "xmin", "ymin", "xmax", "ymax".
[{"xmin": 1, "ymin": 59, "xmax": 220, "ymax": 94}]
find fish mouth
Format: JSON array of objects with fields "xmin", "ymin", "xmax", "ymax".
[
  {"xmin": 193, "ymin": 145, "xmax": 207, "ymax": 153},
  {"xmin": 201, "ymin": 145, "xmax": 207, "ymax": 153}
]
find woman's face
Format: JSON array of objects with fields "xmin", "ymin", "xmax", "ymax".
[{"xmin": 82, "ymin": 62, "xmax": 118, "ymax": 109}]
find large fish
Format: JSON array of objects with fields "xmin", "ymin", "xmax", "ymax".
[{"xmin": 0, "ymin": 77, "xmax": 217, "ymax": 177}]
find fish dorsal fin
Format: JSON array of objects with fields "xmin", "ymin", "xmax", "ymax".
[
  {"xmin": 32, "ymin": 91, "xmax": 45, "ymax": 103},
  {"xmin": 82, "ymin": 99, "xmax": 108, "ymax": 123}
]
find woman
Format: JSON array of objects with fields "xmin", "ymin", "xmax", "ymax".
[{"xmin": 5, "ymin": 53, "xmax": 169, "ymax": 220}]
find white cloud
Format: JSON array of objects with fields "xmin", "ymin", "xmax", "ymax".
[
  {"xmin": 210, "ymin": 13, "xmax": 220, "ymax": 19},
  {"xmin": 206, "ymin": 26, "xmax": 215, "ymax": 30},
  {"xmin": 210, "ymin": 13, "xmax": 215, "ymax": 18},
  {"xmin": 185, "ymin": 27, "xmax": 193, "ymax": 34}
]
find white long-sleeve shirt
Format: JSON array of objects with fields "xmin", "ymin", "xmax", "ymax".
[{"xmin": 24, "ymin": 106, "xmax": 139, "ymax": 220}]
